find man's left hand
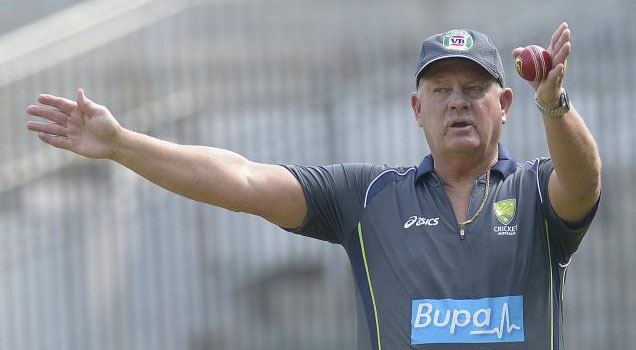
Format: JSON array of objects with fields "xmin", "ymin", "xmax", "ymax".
[{"xmin": 512, "ymin": 22, "xmax": 571, "ymax": 107}]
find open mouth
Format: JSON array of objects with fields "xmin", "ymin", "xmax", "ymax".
[
  {"xmin": 448, "ymin": 120, "xmax": 474, "ymax": 130},
  {"xmin": 451, "ymin": 121, "xmax": 471, "ymax": 128}
]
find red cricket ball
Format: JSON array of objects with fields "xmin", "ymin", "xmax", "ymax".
[{"xmin": 515, "ymin": 45, "xmax": 553, "ymax": 82}]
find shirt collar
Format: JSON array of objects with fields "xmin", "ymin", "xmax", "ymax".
[{"xmin": 415, "ymin": 144, "xmax": 517, "ymax": 183}]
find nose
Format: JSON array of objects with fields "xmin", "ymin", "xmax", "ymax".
[{"xmin": 448, "ymin": 89, "xmax": 470, "ymax": 111}]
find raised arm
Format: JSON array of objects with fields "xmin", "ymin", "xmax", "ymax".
[
  {"xmin": 26, "ymin": 89, "xmax": 307, "ymax": 229},
  {"xmin": 513, "ymin": 23, "xmax": 601, "ymax": 224}
]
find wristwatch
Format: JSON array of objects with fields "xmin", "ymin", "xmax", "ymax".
[{"xmin": 535, "ymin": 89, "xmax": 570, "ymax": 119}]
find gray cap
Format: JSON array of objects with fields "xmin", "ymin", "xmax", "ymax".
[{"xmin": 415, "ymin": 29, "xmax": 505, "ymax": 89}]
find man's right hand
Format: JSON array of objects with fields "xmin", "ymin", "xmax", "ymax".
[
  {"xmin": 26, "ymin": 88, "xmax": 122, "ymax": 160},
  {"xmin": 26, "ymin": 89, "xmax": 307, "ymax": 229}
]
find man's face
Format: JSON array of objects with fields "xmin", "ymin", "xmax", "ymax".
[{"xmin": 411, "ymin": 59, "xmax": 512, "ymax": 157}]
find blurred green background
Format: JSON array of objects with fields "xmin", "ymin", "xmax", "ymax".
[{"xmin": 0, "ymin": 0, "xmax": 633, "ymax": 349}]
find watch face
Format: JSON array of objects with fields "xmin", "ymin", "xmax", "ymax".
[{"xmin": 561, "ymin": 91, "xmax": 570, "ymax": 109}]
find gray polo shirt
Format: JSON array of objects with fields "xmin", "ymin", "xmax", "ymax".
[{"xmin": 283, "ymin": 145, "xmax": 598, "ymax": 350}]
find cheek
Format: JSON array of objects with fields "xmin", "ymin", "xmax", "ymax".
[
  {"xmin": 476, "ymin": 102, "xmax": 503, "ymax": 129},
  {"xmin": 419, "ymin": 104, "xmax": 446, "ymax": 132},
  {"xmin": 420, "ymin": 121, "xmax": 439, "ymax": 146},
  {"xmin": 480, "ymin": 113, "xmax": 504, "ymax": 139},
  {"xmin": 420, "ymin": 115, "xmax": 444, "ymax": 136}
]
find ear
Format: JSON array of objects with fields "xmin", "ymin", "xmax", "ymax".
[
  {"xmin": 411, "ymin": 91, "xmax": 423, "ymax": 127},
  {"xmin": 499, "ymin": 88, "xmax": 513, "ymax": 124}
]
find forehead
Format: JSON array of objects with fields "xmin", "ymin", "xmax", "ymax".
[{"xmin": 421, "ymin": 58, "xmax": 495, "ymax": 83}]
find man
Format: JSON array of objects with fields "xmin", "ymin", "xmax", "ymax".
[{"xmin": 27, "ymin": 22, "xmax": 600, "ymax": 349}]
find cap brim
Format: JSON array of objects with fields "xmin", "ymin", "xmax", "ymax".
[{"xmin": 415, "ymin": 55, "xmax": 502, "ymax": 88}]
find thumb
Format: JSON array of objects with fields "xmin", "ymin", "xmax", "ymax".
[
  {"xmin": 511, "ymin": 47, "xmax": 524, "ymax": 59},
  {"xmin": 77, "ymin": 88, "xmax": 98, "ymax": 113},
  {"xmin": 537, "ymin": 63, "xmax": 565, "ymax": 106},
  {"xmin": 545, "ymin": 63, "xmax": 566, "ymax": 90}
]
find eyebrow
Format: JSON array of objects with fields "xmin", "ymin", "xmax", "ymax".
[
  {"xmin": 425, "ymin": 77, "xmax": 449, "ymax": 84},
  {"xmin": 421, "ymin": 70, "xmax": 447, "ymax": 81},
  {"xmin": 425, "ymin": 76, "xmax": 490, "ymax": 85}
]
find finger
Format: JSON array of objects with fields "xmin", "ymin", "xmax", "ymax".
[
  {"xmin": 512, "ymin": 47, "xmax": 524, "ymax": 59},
  {"xmin": 27, "ymin": 121, "xmax": 67, "ymax": 136},
  {"xmin": 552, "ymin": 42, "xmax": 571, "ymax": 68},
  {"xmin": 26, "ymin": 105, "xmax": 69, "ymax": 126},
  {"xmin": 549, "ymin": 22, "xmax": 568, "ymax": 49},
  {"xmin": 552, "ymin": 28, "xmax": 570, "ymax": 58},
  {"xmin": 37, "ymin": 94, "xmax": 77, "ymax": 114},
  {"xmin": 37, "ymin": 132, "xmax": 72, "ymax": 150}
]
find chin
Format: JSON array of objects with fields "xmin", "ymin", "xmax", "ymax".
[{"xmin": 445, "ymin": 138, "xmax": 482, "ymax": 153}]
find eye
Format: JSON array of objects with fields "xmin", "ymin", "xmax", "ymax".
[
  {"xmin": 464, "ymin": 85, "xmax": 486, "ymax": 97},
  {"xmin": 467, "ymin": 85, "xmax": 483, "ymax": 92},
  {"xmin": 433, "ymin": 87, "xmax": 450, "ymax": 93}
]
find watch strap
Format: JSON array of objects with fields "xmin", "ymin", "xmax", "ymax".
[{"xmin": 535, "ymin": 89, "xmax": 570, "ymax": 118}]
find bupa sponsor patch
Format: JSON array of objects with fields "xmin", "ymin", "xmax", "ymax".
[{"xmin": 411, "ymin": 295, "xmax": 524, "ymax": 344}]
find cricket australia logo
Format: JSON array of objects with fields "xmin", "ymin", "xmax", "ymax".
[
  {"xmin": 493, "ymin": 199, "xmax": 518, "ymax": 236},
  {"xmin": 494, "ymin": 199, "xmax": 516, "ymax": 225}
]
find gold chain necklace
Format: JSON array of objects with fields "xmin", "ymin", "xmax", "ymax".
[{"xmin": 458, "ymin": 169, "xmax": 491, "ymax": 240}]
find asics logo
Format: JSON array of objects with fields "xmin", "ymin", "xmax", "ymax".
[{"xmin": 404, "ymin": 216, "xmax": 439, "ymax": 229}]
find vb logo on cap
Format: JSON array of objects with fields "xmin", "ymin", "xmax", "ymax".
[{"xmin": 442, "ymin": 30, "xmax": 474, "ymax": 51}]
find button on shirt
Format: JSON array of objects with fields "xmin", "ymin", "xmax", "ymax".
[{"xmin": 282, "ymin": 145, "xmax": 598, "ymax": 350}]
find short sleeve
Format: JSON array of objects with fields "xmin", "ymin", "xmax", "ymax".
[
  {"xmin": 537, "ymin": 158, "xmax": 600, "ymax": 264},
  {"xmin": 280, "ymin": 163, "xmax": 387, "ymax": 245}
]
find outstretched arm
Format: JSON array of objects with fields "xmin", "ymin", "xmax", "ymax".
[
  {"xmin": 26, "ymin": 89, "xmax": 307, "ymax": 229},
  {"xmin": 513, "ymin": 22, "xmax": 601, "ymax": 224}
]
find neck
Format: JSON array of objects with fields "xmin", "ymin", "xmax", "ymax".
[{"xmin": 432, "ymin": 146, "xmax": 498, "ymax": 188}]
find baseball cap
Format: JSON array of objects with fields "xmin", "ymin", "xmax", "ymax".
[{"xmin": 415, "ymin": 29, "xmax": 505, "ymax": 89}]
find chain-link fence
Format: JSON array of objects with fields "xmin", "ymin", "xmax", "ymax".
[{"xmin": 0, "ymin": 0, "xmax": 634, "ymax": 349}]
